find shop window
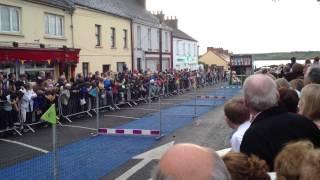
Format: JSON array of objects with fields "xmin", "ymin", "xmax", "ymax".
[
  {"xmin": 0, "ymin": 5, "xmax": 20, "ymax": 33},
  {"xmin": 45, "ymin": 13, "xmax": 64, "ymax": 37},
  {"xmin": 117, "ymin": 62, "xmax": 126, "ymax": 72}
]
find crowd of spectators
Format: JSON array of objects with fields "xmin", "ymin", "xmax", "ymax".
[
  {"xmin": 0, "ymin": 68, "xmax": 226, "ymax": 135},
  {"xmin": 152, "ymin": 57, "xmax": 320, "ymax": 180}
]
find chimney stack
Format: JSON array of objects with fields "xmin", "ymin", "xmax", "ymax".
[
  {"xmin": 164, "ymin": 15, "xmax": 178, "ymax": 29},
  {"xmin": 136, "ymin": 0, "xmax": 146, "ymax": 9}
]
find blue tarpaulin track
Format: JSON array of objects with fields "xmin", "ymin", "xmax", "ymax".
[{"xmin": 0, "ymin": 87, "xmax": 241, "ymax": 180}]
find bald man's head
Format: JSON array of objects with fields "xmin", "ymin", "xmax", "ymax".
[
  {"xmin": 243, "ymin": 74, "xmax": 279, "ymax": 113},
  {"xmin": 152, "ymin": 144, "xmax": 230, "ymax": 180}
]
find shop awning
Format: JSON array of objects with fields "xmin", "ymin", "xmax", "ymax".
[{"xmin": 0, "ymin": 47, "xmax": 80, "ymax": 63}]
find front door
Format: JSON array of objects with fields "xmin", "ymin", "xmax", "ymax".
[{"xmin": 103, "ymin": 64, "xmax": 110, "ymax": 73}]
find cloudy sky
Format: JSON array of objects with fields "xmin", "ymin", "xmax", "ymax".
[{"xmin": 147, "ymin": 0, "xmax": 320, "ymax": 54}]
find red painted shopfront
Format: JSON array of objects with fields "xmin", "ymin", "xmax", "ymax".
[{"xmin": 0, "ymin": 46, "xmax": 80, "ymax": 80}]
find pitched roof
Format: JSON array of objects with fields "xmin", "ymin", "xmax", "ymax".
[
  {"xmin": 24, "ymin": 0, "xmax": 74, "ymax": 10},
  {"xmin": 72, "ymin": 0, "xmax": 130, "ymax": 19},
  {"xmin": 117, "ymin": 0, "xmax": 160, "ymax": 26},
  {"xmin": 171, "ymin": 28, "xmax": 197, "ymax": 42}
]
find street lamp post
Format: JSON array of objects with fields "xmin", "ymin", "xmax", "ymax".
[{"xmin": 159, "ymin": 24, "xmax": 163, "ymax": 72}]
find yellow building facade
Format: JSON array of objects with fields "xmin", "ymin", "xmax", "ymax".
[
  {"xmin": 199, "ymin": 51, "xmax": 229, "ymax": 71},
  {"xmin": 0, "ymin": 0, "xmax": 76, "ymax": 80},
  {"xmin": 73, "ymin": 7, "xmax": 132, "ymax": 75}
]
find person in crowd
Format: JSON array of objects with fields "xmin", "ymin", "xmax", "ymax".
[
  {"xmin": 304, "ymin": 65, "xmax": 320, "ymax": 85},
  {"xmin": 224, "ymin": 97, "xmax": 251, "ymax": 152},
  {"xmin": 274, "ymin": 141, "xmax": 314, "ymax": 180},
  {"xmin": 299, "ymin": 149, "xmax": 320, "ymax": 180},
  {"xmin": 21, "ymin": 83, "xmax": 37, "ymax": 124},
  {"xmin": 298, "ymin": 84, "xmax": 320, "ymax": 129},
  {"xmin": 289, "ymin": 79, "xmax": 304, "ymax": 97},
  {"xmin": 222, "ymin": 152, "xmax": 270, "ymax": 180},
  {"xmin": 278, "ymin": 88, "xmax": 299, "ymax": 113},
  {"xmin": 305, "ymin": 59, "xmax": 311, "ymax": 66},
  {"xmin": 285, "ymin": 63, "xmax": 304, "ymax": 82},
  {"xmin": 290, "ymin": 57, "xmax": 296, "ymax": 69},
  {"xmin": 313, "ymin": 56, "xmax": 319, "ymax": 65},
  {"xmin": 240, "ymin": 74, "xmax": 320, "ymax": 170},
  {"xmin": 275, "ymin": 78, "xmax": 290, "ymax": 89},
  {"xmin": 152, "ymin": 143, "xmax": 231, "ymax": 180},
  {"xmin": 3, "ymin": 87, "xmax": 18, "ymax": 130}
]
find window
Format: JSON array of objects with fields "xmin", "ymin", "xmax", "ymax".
[
  {"xmin": 117, "ymin": 62, "xmax": 126, "ymax": 72},
  {"xmin": 188, "ymin": 43, "xmax": 191, "ymax": 55},
  {"xmin": 45, "ymin": 13, "xmax": 64, "ymax": 37},
  {"xmin": 183, "ymin": 43, "xmax": 186, "ymax": 55},
  {"xmin": 165, "ymin": 32, "xmax": 168, "ymax": 51},
  {"xmin": 137, "ymin": 26, "xmax": 141, "ymax": 49},
  {"xmin": 194, "ymin": 44, "xmax": 197, "ymax": 56},
  {"xmin": 148, "ymin": 28, "xmax": 151, "ymax": 50},
  {"xmin": 0, "ymin": 5, "xmax": 20, "ymax": 33},
  {"xmin": 95, "ymin": 24, "xmax": 101, "ymax": 47},
  {"xmin": 82, "ymin": 63, "xmax": 89, "ymax": 77},
  {"xmin": 176, "ymin": 41, "xmax": 179, "ymax": 55},
  {"xmin": 156, "ymin": 30, "xmax": 160, "ymax": 50},
  {"xmin": 111, "ymin": 27, "xmax": 116, "ymax": 48},
  {"xmin": 123, "ymin": 29, "xmax": 128, "ymax": 48}
]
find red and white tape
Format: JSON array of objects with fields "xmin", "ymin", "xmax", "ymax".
[
  {"xmin": 98, "ymin": 128, "xmax": 161, "ymax": 136},
  {"xmin": 220, "ymin": 86, "xmax": 242, "ymax": 89},
  {"xmin": 196, "ymin": 95, "xmax": 226, "ymax": 100}
]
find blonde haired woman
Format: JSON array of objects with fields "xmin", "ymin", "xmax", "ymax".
[{"xmin": 299, "ymin": 84, "xmax": 320, "ymax": 129}]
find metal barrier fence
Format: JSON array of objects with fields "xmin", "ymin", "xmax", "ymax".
[{"xmin": 0, "ymin": 73, "xmax": 237, "ymax": 180}]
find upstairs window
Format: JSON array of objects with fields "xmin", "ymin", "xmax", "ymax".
[
  {"xmin": 0, "ymin": 5, "xmax": 20, "ymax": 33},
  {"xmin": 148, "ymin": 28, "xmax": 152, "ymax": 50},
  {"xmin": 123, "ymin": 29, "xmax": 128, "ymax": 48},
  {"xmin": 95, "ymin": 24, "xmax": 101, "ymax": 46},
  {"xmin": 45, "ymin": 13, "xmax": 64, "ymax": 37},
  {"xmin": 165, "ymin": 32, "xmax": 169, "ymax": 51},
  {"xmin": 137, "ymin": 26, "xmax": 142, "ymax": 49},
  {"xmin": 111, "ymin": 27, "xmax": 116, "ymax": 48}
]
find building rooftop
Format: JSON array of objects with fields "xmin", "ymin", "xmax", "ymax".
[{"xmin": 25, "ymin": 0, "xmax": 74, "ymax": 10}]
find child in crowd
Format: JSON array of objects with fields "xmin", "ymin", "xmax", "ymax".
[{"xmin": 224, "ymin": 97, "xmax": 251, "ymax": 152}]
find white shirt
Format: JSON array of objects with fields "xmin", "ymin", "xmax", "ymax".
[{"xmin": 230, "ymin": 121, "xmax": 251, "ymax": 152}]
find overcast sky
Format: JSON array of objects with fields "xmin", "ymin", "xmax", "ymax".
[{"xmin": 147, "ymin": 0, "xmax": 320, "ymax": 54}]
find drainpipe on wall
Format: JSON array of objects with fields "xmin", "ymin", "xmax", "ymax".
[
  {"xmin": 170, "ymin": 32, "xmax": 173, "ymax": 71},
  {"xmin": 70, "ymin": 10, "xmax": 75, "ymax": 48},
  {"xmin": 130, "ymin": 20, "xmax": 134, "ymax": 71}
]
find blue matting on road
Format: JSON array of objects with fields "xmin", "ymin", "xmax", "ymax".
[{"xmin": 0, "ymin": 86, "xmax": 240, "ymax": 180}]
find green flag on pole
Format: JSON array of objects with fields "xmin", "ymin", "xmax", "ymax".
[{"xmin": 41, "ymin": 104, "xmax": 57, "ymax": 124}]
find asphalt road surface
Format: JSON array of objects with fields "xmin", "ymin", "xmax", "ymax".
[{"xmin": 0, "ymin": 84, "xmax": 240, "ymax": 180}]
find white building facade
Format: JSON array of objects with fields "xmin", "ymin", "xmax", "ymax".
[
  {"xmin": 164, "ymin": 17, "xmax": 198, "ymax": 70},
  {"xmin": 173, "ymin": 38, "xmax": 198, "ymax": 70},
  {"xmin": 132, "ymin": 22, "xmax": 172, "ymax": 72}
]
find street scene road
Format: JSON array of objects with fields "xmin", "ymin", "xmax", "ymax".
[{"xmin": 0, "ymin": 84, "xmax": 240, "ymax": 179}]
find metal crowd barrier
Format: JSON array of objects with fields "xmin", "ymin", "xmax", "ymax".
[
  {"xmin": 58, "ymin": 90, "xmax": 92, "ymax": 123},
  {"xmin": 0, "ymin": 73, "xmax": 221, "ymax": 136}
]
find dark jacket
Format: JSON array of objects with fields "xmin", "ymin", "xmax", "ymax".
[{"xmin": 240, "ymin": 106, "xmax": 320, "ymax": 170}]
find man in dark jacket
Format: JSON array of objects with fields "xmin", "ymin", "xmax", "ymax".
[{"xmin": 240, "ymin": 74, "xmax": 320, "ymax": 170}]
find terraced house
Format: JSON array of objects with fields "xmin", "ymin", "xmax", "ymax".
[
  {"xmin": 0, "ymin": 0, "xmax": 80, "ymax": 80},
  {"xmin": 71, "ymin": 0, "xmax": 132, "ymax": 75}
]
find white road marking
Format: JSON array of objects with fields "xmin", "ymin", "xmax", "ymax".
[
  {"xmin": 116, "ymin": 141, "xmax": 174, "ymax": 180},
  {"xmin": 0, "ymin": 138, "xmax": 49, "ymax": 154},
  {"xmin": 120, "ymin": 107, "xmax": 159, "ymax": 111},
  {"xmin": 104, "ymin": 115, "xmax": 140, "ymax": 120},
  {"xmin": 60, "ymin": 124, "xmax": 97, "ymax": 131}
]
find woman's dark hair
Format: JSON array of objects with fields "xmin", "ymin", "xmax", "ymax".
[{"xmin": 278, "ymin": 88, "xmax": 299, "ymax": 113}]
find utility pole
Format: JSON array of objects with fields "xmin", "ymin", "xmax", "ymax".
[{"xmin": 159, "ymin": 17, "xmax": 163, "ymax": 72}]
